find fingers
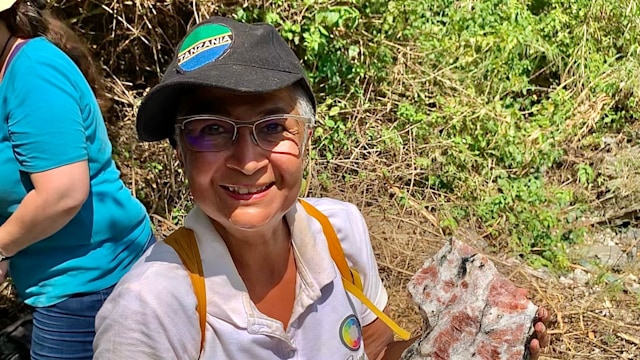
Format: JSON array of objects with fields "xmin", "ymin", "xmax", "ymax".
[
  {"xmin": 537, "ymin": 307, "xmax": 550, "ymax": 323},
  {"xmin": 535, "ymin": 321, "xmax": 550, "ymax": 348},
  {"xmin": 529, "ymin": 338, "xmax": 540, "ymax": 360},
  {"xmin": 519, "ymin": 290, "xmax": 551, "ymax": 356},
  {"xmin": 530, "ymin": 308, "xmax": 550, "ymax": 360},
  {"xmin": 535, "ymin": 307, "xmax": 551, "ymax": 348}
]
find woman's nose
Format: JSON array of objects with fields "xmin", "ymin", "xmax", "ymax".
[{"xmin": 226, "ymin": 127, "xmax": 268, "ymax": 175}]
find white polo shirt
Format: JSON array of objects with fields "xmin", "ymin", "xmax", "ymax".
[{"xmin": 94, "ymin": 198, "xmax": 388, "ymax": 360}]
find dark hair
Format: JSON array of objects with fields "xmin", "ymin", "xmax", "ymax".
[{"xmin": 0, "ymin": 1, "xmax": 110, "ymax": 113}]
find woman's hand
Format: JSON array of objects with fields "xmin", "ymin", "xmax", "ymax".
[
  {"xmin": 530, "ymin": 307, "xmax": 551, "ymax": 360},
  {"xmin": 518, "ymin": 288, "xmax": 551, "ymax": 360}
]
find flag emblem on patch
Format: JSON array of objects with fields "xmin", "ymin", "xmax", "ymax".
[{"xmin": 177, "ymin": 24, "xmax": 233, "ymax": 72}]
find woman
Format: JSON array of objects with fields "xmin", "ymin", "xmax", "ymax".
[
  {"xmin": 94, "ymin": 16, "xmax": 548, "ymax": 359},
  {"xmin": 0, "ymin": 1, "xmax": 153, "ymax": 358}
]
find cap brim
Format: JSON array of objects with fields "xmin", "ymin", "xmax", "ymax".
[{"xmin": 136, "ymin": 65, "xmax": 306, "ymax": 142}]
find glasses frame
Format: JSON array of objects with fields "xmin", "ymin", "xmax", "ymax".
[{"xmin": 174, "ymin": 113, "xmax": 315, "ymax": 154}]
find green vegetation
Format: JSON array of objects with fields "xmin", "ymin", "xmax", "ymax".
[{"xmin": 58, "ymin": 0, "xmax": 640, "ymax": 270}]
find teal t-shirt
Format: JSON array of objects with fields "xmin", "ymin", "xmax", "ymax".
[{"xmin": 0, "ymin": 37, "xmax": 152, "ymax": 307}]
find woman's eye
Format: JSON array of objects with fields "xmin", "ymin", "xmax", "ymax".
[
  {"xmin": 259, "ymin": 120, "xmax": 286, "ymax": 134},
  {"xmin": 202, "ymin": 124, "xmax": 224, "ymax": 135}
]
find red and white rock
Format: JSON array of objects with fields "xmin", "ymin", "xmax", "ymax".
[{"xmin": 401, "ymin": 238, "xmax": 538, "ymax": 360}]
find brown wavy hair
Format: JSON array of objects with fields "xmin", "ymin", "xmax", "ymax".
[{"xmin": 0, "ymin": 1, "xmax": 110, "ymax": 113}]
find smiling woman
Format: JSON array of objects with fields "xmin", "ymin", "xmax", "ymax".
[{"xmin": 173, "ymin": 87, "xmax": 309, "ymax": 233}]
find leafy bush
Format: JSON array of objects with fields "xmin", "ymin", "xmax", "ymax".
[{"xmin": 374, "ymin": 0, "xmax": 640, "ymax": 267}]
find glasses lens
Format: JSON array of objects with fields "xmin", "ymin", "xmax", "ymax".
[
  {"xmin": 254, "ymin": 116, "xmax": 306, "ymax": 155},
  {"xmin": 182, "ymin": 118, "xmax": 235, "ymax": 151}
]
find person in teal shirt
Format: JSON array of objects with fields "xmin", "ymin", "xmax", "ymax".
[{"xmin": 0, "ymin": 1, "xmax": 154, "ymax": 358}]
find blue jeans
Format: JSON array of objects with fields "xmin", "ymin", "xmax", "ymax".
[
  {"xmin": 31, "ymin": 285, "xmax": 115, "ymax": 359},
  {"xmin": 30, "ymin": 233, "xmax": 156, "ymax": 360}
]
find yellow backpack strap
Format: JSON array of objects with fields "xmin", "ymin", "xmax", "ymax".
[
  {"xmin": 298, "ymin": 199, "xmax": 358, "ymax": 287},
  {"xmin": 298, "ymin": 199, "xmax": 411, "ymax": 340},
  {"xmin": 164, "ymin": 227, "xmax": 207, "ymax": 356}
]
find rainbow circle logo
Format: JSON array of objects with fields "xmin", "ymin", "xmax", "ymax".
[
  {"xmin": 177, "ymin": 24, "xmax": 233, "ymax": 72},
  {"xmin": 339, "ymin": 314, "xmax": 362, "ymax": 351}
]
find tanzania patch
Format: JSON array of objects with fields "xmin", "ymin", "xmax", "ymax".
[
  {"xmin": 339, "ymin": 314, "xmax": 362, "ymax": 351},
  {"xmin": 177, "ymin": 24, "xmax": 233, "ymax": 72}
]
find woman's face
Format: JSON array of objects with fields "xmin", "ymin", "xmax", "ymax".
[{"xmin": 175, "ymin": 87, "xmax": 307, "ymax": 234}]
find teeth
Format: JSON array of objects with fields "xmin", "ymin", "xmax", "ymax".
[{"xmin": 227, "ymin": 185, "xmax": 269, "ymax": 194}]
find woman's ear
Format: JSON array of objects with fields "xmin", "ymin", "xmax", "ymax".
[
  {"xmin": 303, "ymin": 128, "xmax": 313, "ymax": 155},
  {"xmin": 171, "ymin": 134, "xmax": 185, "ymax": 165},
  {"xmin": 175, "ymin": 147, "xmax": 184, "ymax": 166}
]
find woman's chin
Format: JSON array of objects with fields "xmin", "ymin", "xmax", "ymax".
[
  {"xmin": 228, "ymin": 220, "xmax": 268, "ymax": 230},
  {"xmin": 226, "ymin": 213, "xmax": 274, "ymax": 231}
]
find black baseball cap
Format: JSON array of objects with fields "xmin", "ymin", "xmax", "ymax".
[{"xmin": 136, "ymin": 16, "xmax": 316, "ymax": 142}]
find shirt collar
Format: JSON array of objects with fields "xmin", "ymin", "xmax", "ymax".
[{"xmin": 183, "ymin": 201, "xmax": 338, "ymax": 329}]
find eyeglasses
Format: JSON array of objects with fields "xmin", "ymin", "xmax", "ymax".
[{"xmin": 175, "ymin": 114, "xmax": 314, "ymax": 155}]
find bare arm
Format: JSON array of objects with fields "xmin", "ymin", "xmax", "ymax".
[
  {"xmin": 0, "ymin": 161, "xmax": 89, "ymax": 256},
  {"xmin": 362, "ymin": 307, "xmax": 418, "ymax": 360}
]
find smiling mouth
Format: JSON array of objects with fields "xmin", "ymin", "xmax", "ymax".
[{"xmin": 222, "ymin": 184, "xmax": 273, "ymax": 195}]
